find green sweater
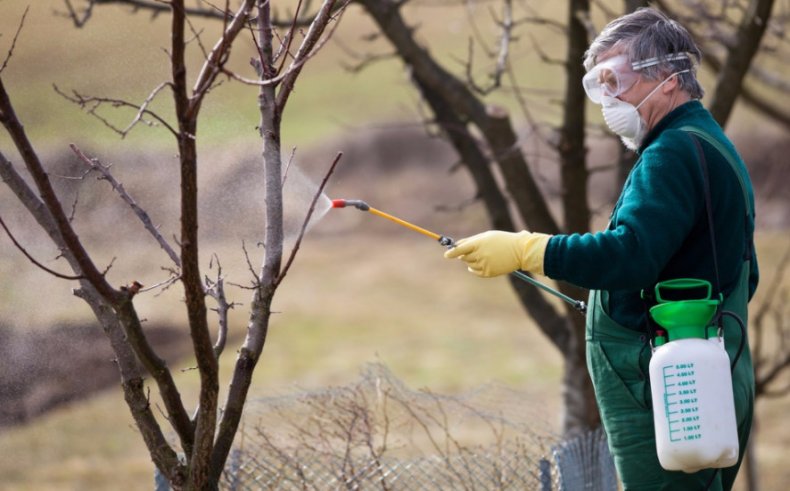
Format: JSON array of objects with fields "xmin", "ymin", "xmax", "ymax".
[{"xmin": 544, "ymin": 100, "xmax": 759, "ymax": 330}]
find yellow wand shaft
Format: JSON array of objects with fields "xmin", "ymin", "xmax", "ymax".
[{"xmin": 367, "ymin": 207, "xmax": 442, "ymax": 241}]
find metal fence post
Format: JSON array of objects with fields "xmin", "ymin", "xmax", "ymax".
[
  {"xmin": 153, "ymin": 467, "xmax": 171, "ymax": 491},
  {"xmin": 552, "ymin": 427, "xmax": 617, "ymax": 491},
  {"xmin": 540, "ymin": 457, "xmax": 553, "ymax": 491}
]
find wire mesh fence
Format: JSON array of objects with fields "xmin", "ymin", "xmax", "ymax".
[{"xmin": 207, "ymin": 363, "xmax": 617, "ymax": 491}]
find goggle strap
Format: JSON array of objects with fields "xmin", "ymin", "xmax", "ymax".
[{"xmin": 631, "ymin": 52, "xmax": 693, "ymax": 71}]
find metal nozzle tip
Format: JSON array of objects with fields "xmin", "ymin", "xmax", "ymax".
[{"xmin": 332, "ymin": 199, "xmax": 369, "ymax": 211}]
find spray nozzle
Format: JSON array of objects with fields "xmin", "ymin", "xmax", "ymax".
[{"xmin": 332, "ymin": 199, "xmax": 370, "ymax": 211}]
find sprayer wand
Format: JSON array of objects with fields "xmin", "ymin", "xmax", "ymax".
[{"xmin": 332, "ymin": 199, "xmax": 586, "ymax": 314}]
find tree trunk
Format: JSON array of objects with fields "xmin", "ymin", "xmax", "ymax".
[{"xmin": 706, "ymin": 0, "xmax": 775, "ymax": 128}]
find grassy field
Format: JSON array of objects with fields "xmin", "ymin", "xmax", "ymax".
[{"xmin": 1, "ymin": 1, "xmax": 789, "ymax": 490}]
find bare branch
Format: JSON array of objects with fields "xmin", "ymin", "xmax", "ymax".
[
  {"xmin": 334, "ymin": 37, "xmax": 397, "ymax": 73},
  {"xmin": 275, "ymin": 0, "xmax": 349, "ymax": 110},
  {"xmin": 460, "ymin": 0, "xmax": 518, "ymax": 96},
  {"xmin": 223, "ymin": 6, "xmax": 346, "ymax": 90},
  {"xmin": 1, "ymin": 150, "xmax": 190, "ymax": 472},
  {"xmin": 0, "ymin": 79, "xmax": 121, "ymax": 303},
  {"xmin": 69, "ymin": 144, "xmax": 181, "ymax": 267},
  {"xmin": 240, "ymin": 239, "xmax": 262, "ymax": 288},
  {"xmin": 205, "ymin": 254, "xmax": 236, "ymax": 359},
  {"xmin": 217, "ymin": 62, "xmax": 306, "ymax": 87},
  {"xmin": 276, "ymin": 0, "xmax": 305, "ymax": 75},
  {"xmin": 53, "ymin": 84, "xmax": 178, "ymax": 137},
  {"xmin": 491, "ymin": 0, "xmax": 513, "ymax": 90},
  {"xmin": 66, "ymin": 0, "xmax": 322, "ymax": 27},
  {"xmin": 281, "ymin": 147, "xmax": 297, "ymax": 187},
  {"xmin": 0, "ymin": 6, "xmax": 30, "ymax": 76},
  {"xmin": 463, "ymin": 0, "xmax": 496, "ymax": 59},
  {"xmin": 0, "ymin": 213, "xmax": 84, "ymax": 280},
  {"xmin": 139, "ymin": 272, "xmax": 181, "ymax": 295},
  {"xmin": 190, "ymin": 0, "xmax": 256, "ymax": 110},
  {"xmin": 59, "ymin": 0, "xmax": 94, "ymax": 27}
]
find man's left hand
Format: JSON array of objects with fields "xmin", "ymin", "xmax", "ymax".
[{"xmin": 444, "ymin": 230, "xmax": 551, "ymax": 278}]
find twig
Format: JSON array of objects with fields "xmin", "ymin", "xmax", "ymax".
[
  {"xmin": 338, "ymin": 50, "xmax": 396, "ymax": 74},
  {"xmin": 69, "ymin": 144, "xmax": 181, "ymax": 267},
  {"xmin": 276, "ymin": 151, "xmax": 342, "ymax": 286},
  {"xmin": 205, "ymin": 254, "xmax": 236, "ymax": 359},
  {"xmin": 282, "ymin": 147, "xmax": 297, "ymax": 186},
  {"xmin": 491, "ymin": 0, "xmax": 513, "ymax": 91},
  {"xmin": 240, "ymin": 239, "xmax": 261, "ymax": 287},
  {"xmin": 276, "ymin": 0, "xmax": 304, "ymax": 75},
  {"xmin": 219, "ymin": 57, "xmax": 310, "ymax": 86},
  {"xmin": 275, "ymin": 0, "xmax": 350, "ymax": 110},
  {"xmin": 122, "ymin": 82, "xmax": 171, "ymax": 135},
  {"xmin": 0, "ymin": 6, "xmax": 29, "ymax": 76},
  {"xmin": 0, "ymin": 213, "xmax": 84, "ymax": 280},
  {"xmin": 190, "ymin": 0, "xmax": 255, "ymax": 109},
  {"xmin": 139, "ymin": 272, "xmax": 182, "ymax": 295},
  {"xmin": 69, "ymin": 0, "xmax": 319, "ymax": 26},
  {"xmin": 59, "ymin": 0, "xmax": 94, "ymax": 28},
  {"xmin": 53, "ymin": 84, "xmax": 178, "ymax": 137}
]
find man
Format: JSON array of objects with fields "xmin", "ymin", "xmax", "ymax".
[{"xmin": 445, "ymin": 8, "xmax": 758, "ymax": 491}]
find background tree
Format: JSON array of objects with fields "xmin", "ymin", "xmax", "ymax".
[{"xmin": 0, "ymin": 0, "xmax": 344, "ymax": 488}]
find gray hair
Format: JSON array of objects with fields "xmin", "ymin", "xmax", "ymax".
[{"xmin": 584, "ymin": 8, "xmax": 704, "ymax": 99}]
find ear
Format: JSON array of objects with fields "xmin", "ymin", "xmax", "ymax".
[{"xmin": 662, "ymin": 73, "xmax": 680, "ymax": 94}]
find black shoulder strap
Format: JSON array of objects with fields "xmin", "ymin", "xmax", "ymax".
[{"xmin": 689, "ymin": 134, "xmax": 722, "ymax": 297}]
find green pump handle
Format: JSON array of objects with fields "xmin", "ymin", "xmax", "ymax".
[{"xmin": 653, "ymin": 278, "xmax": 712, "ymax": 303}]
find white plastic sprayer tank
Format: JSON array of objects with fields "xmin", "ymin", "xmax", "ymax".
[
  {"xmin": 647, "ymin": 279, "xmax": 739, "ymax": 473},
  {"xmin": 649, "ymin": 334, "xmax": 739, "ymax": 472}
]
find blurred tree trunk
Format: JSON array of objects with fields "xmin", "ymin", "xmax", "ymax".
[
  {"xmin": 707, "ymin": 0, "xmax": 776, "ymax": 128},
  {"xmin": 624, "ymin": 0, "xmax": 649, "ymax": 12}
]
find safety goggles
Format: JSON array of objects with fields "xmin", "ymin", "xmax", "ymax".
[{"xmin": 583, "ymin": 52, "xmax": 692, "ymax": 104}]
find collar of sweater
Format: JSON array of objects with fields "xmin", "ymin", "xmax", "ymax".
[{"xmin": 638, "ymin": 100, "xmax": 705, "ymax": 154}]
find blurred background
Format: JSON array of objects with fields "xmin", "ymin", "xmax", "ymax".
[{"xmin": 0, "ymin": 0, "xmax": 787, "ymax": 489}]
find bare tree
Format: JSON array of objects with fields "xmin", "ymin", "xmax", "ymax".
[{"xmin": 0, "ymin": 0, "xmax": 344, "ymax": 488}]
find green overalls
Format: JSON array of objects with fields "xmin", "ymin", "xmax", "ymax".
[{"xmin": 585, "ymin": 127, "xmax": 755, "ymax": 490}]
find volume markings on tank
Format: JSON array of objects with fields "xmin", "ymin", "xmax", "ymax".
[{"xmin": 662, "ymin": 362, "xmax": 702, "ymax": 442}]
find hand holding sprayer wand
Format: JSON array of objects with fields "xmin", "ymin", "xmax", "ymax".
[{"xmin": 332, "ymin": 199, "xmax": 587, "ymax": 314}]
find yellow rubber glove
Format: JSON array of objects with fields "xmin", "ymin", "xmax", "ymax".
[{"xmin": 444, "ymin": 230, "xmax": 551, "ymax": 277}]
